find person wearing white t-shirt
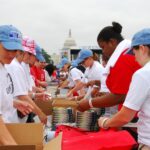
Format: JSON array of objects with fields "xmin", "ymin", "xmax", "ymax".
[
  {"xmin": 0, "ymin": 25, "xmax": 33, "ymax": 145},
  {"xmin": 22, "ymin": 36, "xmax": 49, "ymax": 100},
  {"xmin": 6, "ymin": 49, "xmax": 47, "ymax": 124},
  {"xmin": 67, "ymin": 49, "xmax": 106, "ymax": 98},
  {"xmin": 98, "ymin": 29, "xmax": 150, "ymax": 149},
  {"xmin": 59, "ymin": 60, "xmax": 86, "ymax": 96}
]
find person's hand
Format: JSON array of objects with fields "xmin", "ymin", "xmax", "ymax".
[
  {"xmin": 77, "ymin": 98, "xmax": 90, "ymax": 112},
  {"xmin": 37, "ymin": 87, "xmax": 46, "ymax": 93},
  {"xmin": 86, "ymin": 80, "xmax": 101, "ymax": 88},
  {"xmin": 32, "ymin": 86, "xmax": 46, "ymax": 93},
  {"xmin": 38, "ymin": 112, "xmax": 47, "ymax": 124},
  {"xmin": 86, "ymin": 80, "xmax": 96, "ymax": 87},
  {"xmin": 91, "ymin": 88, "xmax": 100, "ymax": 97},
  {"xmin": 13, "ymin": 100, "xmax": 33, "ymax": 116},
  {"xmin": 38, "ymin": 80, "xmax": 48, "ymax": 88},
  {"xmin": 98, "ymin": 117, "xmax": 109, "ymax": 129},
  {"xmin": 68, "ymin": 96, "xmax": 78, "ymax": 101},
  {"xmin": 35, "ymin": 92, "xmax": 52, "ymax": 101},
  {"xmin": 67, "ymin": 90, "xmax": 73, "ymax": 97}
]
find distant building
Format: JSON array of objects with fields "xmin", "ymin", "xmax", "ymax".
[
  {"xmin": 60, "ymin": 29, "xmax": 78, "ymax": 60},
  {"xmin": 60, "ymin": 29, "xmax": 102, "ymax": 62}
]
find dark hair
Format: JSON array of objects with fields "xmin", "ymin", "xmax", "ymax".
[
  {"xmin": 133, "ymin": 45, "xmax": 150, "ymax": 50},
  {"xmin": 134, "ymin": 45, "xmax": 150, "ymax": 56},
  {"xmin": 133, "ymin": 45, "xmax": 140, "ymax": 50},
  {"xmin": 45, "ymin": 64, "xmax": 56, "ymax": 76},
  {"xmin": 93, "ymin": 52, "xmax": 99, "ymax": 61},
  {"xmin": 97, "ymin": 22, "xmax": 124, "ymax": 42}
]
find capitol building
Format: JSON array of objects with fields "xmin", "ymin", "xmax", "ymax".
[
  {"xmin": 52, "ymin": 30, "xmax": 102, "ymax": 65},
  {"xmin": 60, "ymin": 29, "xmax": 78, "ymax": 61},
  {"xmin": 59, "ymin": 29, "xmax": 102, "ymax": 62}
]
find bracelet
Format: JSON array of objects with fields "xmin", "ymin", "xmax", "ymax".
[
  {"xmin": 88, "ymin": 98, "xmax": 94, "ymax": 108},
  {"xmin": 101, "ymin": 118, "xmax": 109, "ymax": 129}
]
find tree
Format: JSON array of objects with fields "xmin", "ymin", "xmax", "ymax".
[{"xmin": 42, "ymin": 48, "xmax": 53, "ymax": 64}]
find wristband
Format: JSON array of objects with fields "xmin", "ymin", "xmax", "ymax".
[
  {"xmin": 88, "ymin": 98, "xmax": 94, "ymax": 108},
  {"xmin": 93, "ymin": 85, "xmax": 100, "ymax": 88},
  {"xmin": 32, "ymin": 92, "xmax": 35, "ymax": 100},
  {"xmin": 101, "ymin": 118, "xmax": 109, "ymax": 129}
]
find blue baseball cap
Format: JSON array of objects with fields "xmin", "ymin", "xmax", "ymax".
[
  {"xmin": 0, "ymin": 25, "xmax": 23, "ymax": 51},
  {"xmin": 76, "ymin": 49, "xmax": 93, "ymax": 64},
  {"xmin": 131, "ymin": 28, "xmax": 150, "ymax": 48},
  {"xmin": 35, "ymin": 44, "xmax": 45, "ymax": 62},
  {"xmin": 57, "ymin": 58, "xmax": 69, "ymax": 69}
]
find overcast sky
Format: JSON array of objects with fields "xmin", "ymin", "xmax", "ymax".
[{"xmin": 0, "ymin": 0, "xmax": 149, "ymax": 55}]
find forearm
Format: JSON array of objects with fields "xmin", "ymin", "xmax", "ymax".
[
  {"xmin": 17, "ymin": 95, "xmax": 44, "ymax": 116},
  {"xmin": 32, "ymin": 86, "xmax": 45, "ymax": 93},
  {"xmin": 70, "ymin": 82, "xmax": 85, "ymax": 94},
  {"xmin": 59, "ymin": 80, "xmax": 69, "ymax": 89},
  {"xmin": 37, "ymin": 80, "xmax": 47, "ymax": 88},
  {"xmin": 78, "ymin": 93, "xmax": 126, "ymax": 112},
  {"xmin": 104, "ymin": 106, "xmax": 136, "ymax": 128},
  {"xmin": 0, "ymin": 117, "xmax": 17, "ymax": 145},
  {"xmin": 92, "ymin": 93, "xmax": 126, "ymax": 107}
]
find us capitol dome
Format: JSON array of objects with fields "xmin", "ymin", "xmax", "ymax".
[
  {"xmin": 62, "ymin": 29, "xmax": 77, "ymax": 50},
  {"xmin": 60, "ymin": 29, "xmax": 78, "ymax": 60}
]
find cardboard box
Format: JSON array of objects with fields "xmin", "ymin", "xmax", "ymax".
[
  {"xmin": 0, "ymin": 123, "xmax": 62, "ymax": 150},
  {"xmin": 44, "ymin": 132, "xmax": 62, "ymax": 150},
  {"xmin": 0, "ymin": 145, "xmax": 36, "ymax": 150},
  {"xmin": 52, "ymin": 98, "xmax": 77, "ymax": 108},
  {"xmin": 35, "ymin": 100, "xmax": 53, "ymax": 115},
  {"xmin": 35, "ymin": 98, "xmax": 77, "ymax": 115}
]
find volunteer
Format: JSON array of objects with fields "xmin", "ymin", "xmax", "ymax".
[
  {"xmin": 99, "ymin": 28, "xmax": 150, "ymax": 150},
  {"xmin": 59, "ymin": 59, "xmax": 86, "ymax": 97},
  {"xmin": 22, "ymin": 36, "xmax": 49, "ymax": 100},
  {"xmin": 21, "ymin": 36, "xmax": 36, "ymax": 92},
  {"xmin": 57, "ymin": 57, "xmax": 70, "ymax": 81},
  {"xmin": 5, "ymin": 40, "xmax": 47, "ymax": 124},
  {"xmin": 55, "ymin": 58, "xmax": 70, "ymax": 95},
  {"xmin": 30, "ymin": 44, "xmax": 48, "ymax": 88},
  {"xmin": 0, "ymin": 25, "xmax": 33, "ymax": 145},
  {"xmin": 67, "ymin": 49, "xmax": 106, "ymax": 98},
  {"xmin": 77, "ymin": 22, "xmax": 141, "ymax": 112},
  {"xmin": 40, "ymin": 61, "xmax": 51, "ymax": 84}
]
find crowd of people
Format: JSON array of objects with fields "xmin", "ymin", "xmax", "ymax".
[
  {"xmin": 56, "ymin": 22, "xmax": 150, "ymax": 150},
  {"xmin": 0, "ymin": 25, "xmax": 56, "ymax": 145},
  {"xmin": 0, "ymin": 22, "xmax": 150, "ymax": 149}
]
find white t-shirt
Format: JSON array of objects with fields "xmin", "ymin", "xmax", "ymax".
[
  {"xmin": 6, "ymin": 59, "xmax": 29, "ymax": 123},
  {"xmin": 6, "ymin": 58, "xmax": 28, "ymax": 97},
  {"xmin": 83, "ymin": 61, "xmax": 108, "ymax": 92},
  {"xmin": 21, "ymin": 62, "xmax": 33, "ymax": 91},
  {"xmin": 67, "ymin": 67, "xmax": 85, "ymax": 88},
  {"xmin": 44, "ymin": 69, "xmax": 51, "ymax": 83},
  {"xmin": 0, "ymin": 63, "xmax": 19, "ymax": 123},
  {"xmin": 123, "ymin": 61, "xmax": 150, "ymax": 146}
]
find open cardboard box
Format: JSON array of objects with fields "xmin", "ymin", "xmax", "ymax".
[
  {"xmin": 35, "ymin": 98, "xmax": 77, "ymax": 115},
  {"xmin": 52, "ymin": 98, "xmax": 77, "ymax": 108},
  {"xmin": 0, "ymin": 123, "xmax": 62, "ymax": 150}
]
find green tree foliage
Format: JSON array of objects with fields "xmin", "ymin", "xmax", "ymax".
[{"xmin": 42, "ymin": 48, "xmax": 53, "ymax": 64}]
